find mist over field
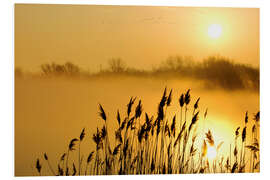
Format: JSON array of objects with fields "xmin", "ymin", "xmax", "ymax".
[{"xmin": 15, "ymin": 69, "xmax": 259, "ymax": 175}]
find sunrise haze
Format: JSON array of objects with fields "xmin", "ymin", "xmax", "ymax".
[{"xmin": 15, "ymin": 4, "xmax": 259, "ymax": 72}]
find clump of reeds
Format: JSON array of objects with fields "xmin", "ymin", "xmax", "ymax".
[{"xmin": 34, "ymin": 87, "xmax": 260, "ymax": 175}]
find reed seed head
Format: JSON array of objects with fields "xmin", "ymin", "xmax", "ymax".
[
  {"xmin": 80, "ymin": 128, "xmax": 85, "ymax": 141},
  {"xmin": 87, "ymin": 151, "xmax": 94, "ymax": 164},
  {"xmin": 167, "ymin": 89, "xmax": 172, "ymax": 106},
  {"xmin": 44, "ymin": 153, "xmax": 48, "ymax": 161},
  {"xmin": 184, "ymin": 89, "xmax": 191, "ymax": 105},
  {"xmin": 242, "ymin": 127, "xmax": 246, "ymax": 142},
  {"xmin": 117, "ymin": 110, "xmax": 121, "ymax": 126},
  {"xmin": 245, "ymin": 111, "xmax": 248, "ymax": 124},
  {"xmin": 98, "ymin": 104, "xmax": 106, "ymax": 122},
  {"xmin": 194, "ymin": 97, "xmax": 200, "ymax": 110},
  {"xmin": 36, "ymin": 158, "xmax": 41, "ymax": 174},
  {"xmin": 135, "ymin": 100, "xmax": 143, "ymax": 118},
  {"xmin": 69, "ymin": 138, "xmax": 79, "ymax": 151},
  {"xmin": 179, "ymin": 94, "xmax": 184, "ymax": 107}
]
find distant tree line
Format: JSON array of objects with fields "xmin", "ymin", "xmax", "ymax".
[
  {"xmin": 15, "ymin": 56, "xmax": 259, "ymax": 91},
  {"xmin": 153, "ymin": 56, "xmax": 259, "ymax": 90}
]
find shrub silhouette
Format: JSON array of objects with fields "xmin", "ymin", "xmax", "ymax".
[
  {"xmin": 108, "ymin": 58, "xmax": 126, "ymax": 73},
  {"xmin": 40, "ymin": 62, "xmax": 80, "ymax": 76}
]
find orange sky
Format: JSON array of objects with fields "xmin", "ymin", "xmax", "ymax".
[{"xmin": 15, "ymin": 4, "xmax": 259, "ymax": 72}]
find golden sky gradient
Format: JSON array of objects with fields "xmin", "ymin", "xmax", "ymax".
[{"xmin": 15, "ymin": 4, "xmax": 259, "ymax": 72}]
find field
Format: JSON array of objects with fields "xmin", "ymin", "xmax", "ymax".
[{"xmin": 15, "ymin": 58, "xmax": 260, "ymax": 176}]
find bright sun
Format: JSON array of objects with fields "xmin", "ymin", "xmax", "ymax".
[
  {"xmin": 208, "ymin": 24, "xmax": 222, "ymax": 39},
  {"xmin": 207, "ymin": 146, "xmax": 217, "ymax": 160}
]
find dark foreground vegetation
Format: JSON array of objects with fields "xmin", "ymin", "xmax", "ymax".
[
  {"xmin": 34, "ymin": 88, "xmax": 260, "ymax": 175},
  {"xmin": 15, "ymin": 56, "xmax": 259, "ymax": 91}
]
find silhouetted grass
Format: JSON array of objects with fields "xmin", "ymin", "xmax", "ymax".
[{"xmin": 35, "ymin": 87, "xmax": 260, "ymax": 175}]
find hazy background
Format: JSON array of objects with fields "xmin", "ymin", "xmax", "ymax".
[{"xmin": 15, "ymin": 4, "xmax": 259, "ymax": 72}]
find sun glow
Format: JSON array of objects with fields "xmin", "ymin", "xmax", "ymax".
[
  {"xmin": 208, "ymin": 24, "xmax": 223, "ymax": 39},
  {"xmin": 207, "ymin": 145, "xmax": 217, "ymax": 160}
]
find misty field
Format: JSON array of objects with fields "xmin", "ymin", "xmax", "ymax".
[{"xmin": 14, "ymin": 57, "xmax": 259, "ymax": 176}]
